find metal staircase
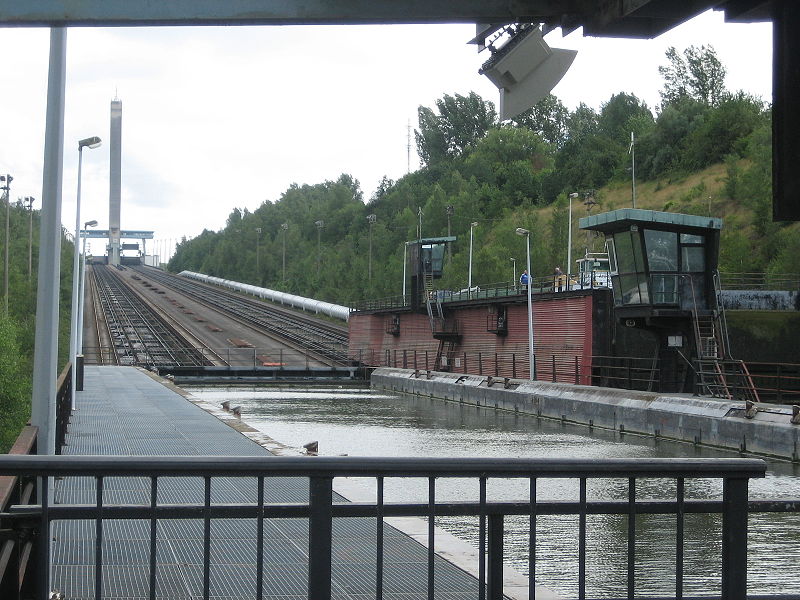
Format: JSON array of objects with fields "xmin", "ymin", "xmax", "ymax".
[
  {"xmin": 688, "ymin": 273, "xmax": 759, "ymax": 401},
  {"xmin": 423, "ymin": 275, "xmax": 461, "ymax": 372}
]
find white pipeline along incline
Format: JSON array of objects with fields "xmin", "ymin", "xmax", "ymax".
[{"xmin": 132, "ymin": 266, "xmax": 351, "ymax": 366}]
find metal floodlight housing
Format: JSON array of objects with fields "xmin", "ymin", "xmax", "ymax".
[
  {"xmin": 78, "ymin": 136, "xmax": 102, "ymax": 150},
  {"xmin": 570, "ymin": 192, "xmax": 579, "ymax": 198},
  {"xmin": 471, "ymin": 221, "xmax": 479, "ymax": 227},
  {"xmin": 281, "ymin": 223, "xmax": 289, "ymax": 230},
  {"xmin": 480, "ymin": 26, "xmax": 577, "ymax": 121},
  {"xmin": 84, "ymin": 220, "xmax": 98, "ymax": 228},
  {"xmin": 516, "ymin": 227, "xmax": 530, "ymax": 236}
]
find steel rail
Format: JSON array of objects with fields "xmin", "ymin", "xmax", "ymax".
[
  {"xmin": 133, "ymin": 266, "xmax": 349, "ymax": 364},
  {"xmin": 92, "ymin": 265, "xmax": 210, "ymax": 367}
]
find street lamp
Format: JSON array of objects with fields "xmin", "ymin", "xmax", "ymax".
[
  {"xmin": 24, "ymin": 197, "xmax": 34, "ymax": 279},
  {"xmin": 516, "ymin": 227, "xmax": 535, "ymax": 380},
  {"xmin": 76, "ymin": 219, "xmax": 98, "ymax": 361},
  {"xmin": 255, "ymin": 227, "xmax": 262, "ymax": 281},
  {"xmin": 446, "ymin": 205, "xmax": 454, "ymax": 263},
  {"xmin": 281, "ymin": 223, "xmax": 288, "ymax": 281},
  {"xmin": 1, "ymin": 174, "xmax": 13, "ymax": 314},
  {"xmin": 70, "ymin": 136, "xmax": 101, "ymax": 409},
  {"xmin": 510, "ymin": 257, "xmax": 516, "ymax": 286},
  {"xmin": 568, "ymin": 192, "xmax": 579, "ymax": 277},
  {"xmin": 468, "ymin": 221, "xmax": 479, "ymax": 290},
  {"xmin": 366, "ymin": 214, "xmax": 377, "ymax": 281}
]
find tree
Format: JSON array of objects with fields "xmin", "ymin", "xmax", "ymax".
[
  {"xmin": 511, "ymin": 94, "xmax": 569, "ymax": 148},
  {"xmin": 658, "ymin": 45, "xmax": 727, "ymax": 108},
  {"xmin": 415, "ymin": 92, "xmax": 497, "ymax": 167}
]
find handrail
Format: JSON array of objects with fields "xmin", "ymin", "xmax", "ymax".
[
  {"xmin": 0, "ymin": 426, "xmax": 37, "ymax": 599},
  {"xmin": 0, "ymin": 455, "xmax": 769, "ymax": 600}
]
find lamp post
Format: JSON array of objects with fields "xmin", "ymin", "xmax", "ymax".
[
  {"xmin": 510, "ymin": 257, "xmax": 516, "ymax": 286},
  {"xmin": 446, "ymin": 205, "xmax": 454, "ymax": 263},
  {"xmin": 255, "ymin": 227, "xmax": 261, "ymax": 282},
  {"xmin": 25, "ymin": 196, "xmax": 34, "ymax": 279},
  {"xmin": 366, "ymin": 214, "xmax": 377, "ymax": 281},
  {"xmin": 281, "ymin": 223, "xmax": 288, "ymax": 281},
  {"xmin": 70, "ymin": 136, "xmax": 101, "ymax": 409},
  {"xmin": 1, "ymin": 174, "xmax": 12, "ymax": 314},
  {"xmin": 568, "ymin": 192, "xmax": 578, "ymax": 277},
  {"xmin": 76, "ymin": 219, "xmax": 97, "ymax": 359},
  {"xmin": 315, "ymin": 220, "xmax": 324, "ymax": 276},
  {"xmin": 468, "ymin": 221, "xmax": 478, "ymax": 290},
  {"xmin": 516, "ymin": 227, "xmax": 535, "ymax": 380}
]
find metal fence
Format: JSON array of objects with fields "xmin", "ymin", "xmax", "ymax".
[
  {"xmin": 356, "ymin": 348, "xmax": 800, "ymax": 403},
  {"xmin": 0, "ymin": 455, "xmax": 780, "ymax": 600}
]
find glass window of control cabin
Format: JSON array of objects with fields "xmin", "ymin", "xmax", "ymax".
[
  {"xmin": 610, "ymin": 229, "xmax": 649, "ymax": 305},
  {"xmin": 680, "ymin": 233, "xmax": 705, "ymax": 272}
]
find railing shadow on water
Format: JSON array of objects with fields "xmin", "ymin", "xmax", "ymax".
[{"xmin": 1, "ymin": 455, "xmax": 796, "ymax": 600}]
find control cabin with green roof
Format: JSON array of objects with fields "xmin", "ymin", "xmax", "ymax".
[{"xmin": 581, "ymin": 209, "xmax": 728, "ymax": 394}]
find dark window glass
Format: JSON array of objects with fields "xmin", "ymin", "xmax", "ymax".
[
  {"xmin": 680, "ymin": 233, "xmax": 704, "ymax": 244},
  {"xmin": 682, "ymin": 246, "xmax": 705, "ymax": 272},
  {"xmin": 644, "ymin": 230, "xmax": 678, "ymax": 271},
  {"xmin": 613, "ymin": 232, "xmax": 636, "ymax": 273}
]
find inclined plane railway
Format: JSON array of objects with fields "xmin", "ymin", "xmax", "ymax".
[
  {"xmin": 85, "ymin": 264, "xmax": 349, "ymax": 368},
  {"xmin": 89, "ymin": 264, "xmax": 214, "ymax": 367}
]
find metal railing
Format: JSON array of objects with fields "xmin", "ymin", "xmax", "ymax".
[
  {"xmin": 82, "ymin": 344, "xmax": 352, "ymax": 369},
  {"xmin": 0, "ymin": 455, "xmax": 776, "ymax": 600},
  {"xmin": 350, "ymin": 275, "xmax": 610, "ymax": 313},
  {"xmin": 717, "ymin": 272, "xmax": 800, "ymax": 291},
  {"xmin": 355, "ymin": 348, "xmax": 800, "ymax": 401},
  {"xmin": 0, "ymin": 426, "xmax": 38, "ymax": 598}
]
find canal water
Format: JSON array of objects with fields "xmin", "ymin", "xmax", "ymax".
[{"xmin": 187, "ymin": 385, "xmax": 800, "ymax": 598}]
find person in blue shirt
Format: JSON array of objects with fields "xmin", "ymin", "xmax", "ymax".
[{"xmin": 520, "ymin": 269, "xmax": 530, "ymax": 290}]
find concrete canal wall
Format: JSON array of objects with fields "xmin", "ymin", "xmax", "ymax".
[{"xmin": 372, "ymin": 367, "xmax": 800, "ymax": 462}]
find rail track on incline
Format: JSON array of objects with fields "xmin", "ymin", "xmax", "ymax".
[
  {"xmin": 88, "ymin": 264, "xmax": 218, "ymax": 368},
  {"xmin": 130, "ymin": 266, "xmax": 350, "ymax": 365}
]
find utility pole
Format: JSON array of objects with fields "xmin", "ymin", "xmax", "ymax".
[
  {"xmin": 366, "ymin": 214, "xmax": 376, "ymax": 281},
  {"xmin": 315, "ymin": 220, "xmax": 324, "ymax": 276},
  {"xmin": 417, "ymin": 207, "xmax": 423, "ymax": 241},
  {"xmin": 281, "ymin": 223, "xmax": 288, "ymax": 281},
  {"xmin": 255, "ymin": 227, "xmax": 261, "ymax": 282},
  {"xmin": 26, "ymin": 197, "xmax": 34, "ymax": 279},
  {"xmin": 1, "ymin": 174, "xmax": 13, "ymax": 315},
  {"xmin": 629, "ymin": 131, "xmax": 637, "ymax": 208}
]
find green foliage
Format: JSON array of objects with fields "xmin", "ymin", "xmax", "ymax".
[
  {"xmin": 659, "ymin": 45, "xmax": 727, "ymax": 108},
  {"xmin": 171, "ymin": 50, "xmax": 784, "ymax": 309},
  {"xmin": 0, "ymin": 314, "xmax": 31, "ymax": 452},
  {"xmin": 0, "ymin": 200, "xmax": 75, "ymax": 449}
]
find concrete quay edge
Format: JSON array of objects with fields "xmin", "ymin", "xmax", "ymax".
[{"xmin": 371, "ymin": 367, "xmax": 800, "ymax": 462}]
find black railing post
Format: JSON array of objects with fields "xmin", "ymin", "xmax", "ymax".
[
  {"xmin": 487, "ymin": 514, "xmax": 504, "ymax": 600},
  {"xmin": 575, "ymin": 356, "xmax": 579, "ymax": 385},
  {"xmin": 494, "ymin": 353, "xmax": 499, "ymax": 377},
  {"xmin": 512, "ymin": 354, "xmax": 516, "ymax": 379},
  {"xmin": 721, "ymin": 477, "xmax": 749, "ymax": 600},
  {"xmin": 479, "ymin": 352, "xmax": 483, "ymax": 376},
  {"xmin": 76, "ymin": 354, "xmax": 84, "ymax": 391},
  {"xmin": 309, "ymin": 476, "xmax": 333, "ymax": 600},
  {"xmin": 552, "ymin": 355, "xmax": 556, "ymax": 382}
]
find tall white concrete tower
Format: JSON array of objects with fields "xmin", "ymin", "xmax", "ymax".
[{"xmin": 108, "ymin": 98, "xmax": 122, "ymax": 265}]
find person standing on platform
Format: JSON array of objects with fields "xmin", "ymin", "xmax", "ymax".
[
  {"xmin": 520, "ymin": 269, "xmax": 530, "ymax": 291},
  {"xmin": 553, "ymin": 266, "xmax": 564, "ymax": 291}
]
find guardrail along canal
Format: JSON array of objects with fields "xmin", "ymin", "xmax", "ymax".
[{"xmin": 188, "ymin": 385, "xmax": 800, "ymax": 599}]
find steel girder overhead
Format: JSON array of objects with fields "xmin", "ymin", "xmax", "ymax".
[{"xmin": 2, "ymin": 0, "xmax": 795, "ymax": 219}]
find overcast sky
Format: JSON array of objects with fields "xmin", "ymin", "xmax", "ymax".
[{"xmin": 0, "ymin": 9, "xmax": 772, "ymax": 258}]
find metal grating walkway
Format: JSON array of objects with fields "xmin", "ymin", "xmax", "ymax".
[{"xmin": 53, "ymin": 366, "xmax": 483, "ymax": 599}]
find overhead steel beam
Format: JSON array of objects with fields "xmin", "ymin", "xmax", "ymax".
[
  {"xmin": 773, "ymin": 1, "xmax": 799, "ymax": 221},
  {"xmin": 0, "ymin": 0, "xmax": 587, "ymax": 27}
]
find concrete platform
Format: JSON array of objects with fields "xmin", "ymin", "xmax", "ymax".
[
  {"xmin": 53, "ymin": 366, "xmax": 496, "ymax": 599},
  {"xmin": 372, "ymin": 367, "xmax": 800, "ymax": 461}
]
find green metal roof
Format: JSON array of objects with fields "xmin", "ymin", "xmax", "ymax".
[{"xmin": 579, "ymin": 209, "xmax": 722, "ymax": 233}]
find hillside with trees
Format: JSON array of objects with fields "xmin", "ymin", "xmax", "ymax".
[
  {"xmin": 0, "ymin": 200, "xmax": 73, "ymax": 450},
  {"xmin": 170, "ymin": 45, "xmax": 797, "ymax": 305}
]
